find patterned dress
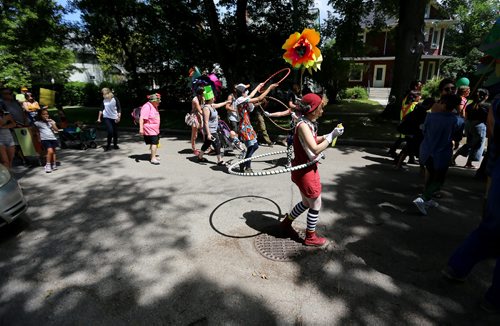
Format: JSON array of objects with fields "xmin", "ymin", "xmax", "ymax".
[{"xmin": 236, "ymin": 96, "xmax": 257, "ymax": 143}]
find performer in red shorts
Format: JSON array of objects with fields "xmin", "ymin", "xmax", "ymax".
[{"xmin": 280, "ymin": 93, "xmax": 344, "ymax": 246}]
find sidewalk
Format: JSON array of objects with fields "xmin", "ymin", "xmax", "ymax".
[{"xmin": 0, "ymin": 134, "xmax": 496, "ymax": 325}]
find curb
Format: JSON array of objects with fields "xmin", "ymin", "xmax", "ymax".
[{"xmin": 101, "ymin": 126, "xmax": 393, "ymax": 148}]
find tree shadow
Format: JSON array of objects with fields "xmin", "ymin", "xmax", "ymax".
[{"xmin": 290, "ymin": 160, "xmax": 499, "ymax": 324}]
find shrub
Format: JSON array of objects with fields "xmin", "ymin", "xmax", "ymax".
[
  {"xmin": 421, "ymin": 77, "xmax": 441, "ymax": 99},
  {"xmin": 345, "ymin": 86, "xmax": 368, "ymax": 100},
  {"xmin": 61, "ymin": 81, "xmax": 86, "ymax": 105}
]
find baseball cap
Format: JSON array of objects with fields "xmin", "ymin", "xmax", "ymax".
[{"xmin": 235, "ymin": 83, "xmax": 250, "ymax": 93}]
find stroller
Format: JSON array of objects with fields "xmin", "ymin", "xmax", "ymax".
[
  {"xmin": 59, "ymin": 123, "xmax": 97, "ymax": 150},
  {"xmin": 217, "ymin": 120, "xmax": 246, "ymax": 159}
]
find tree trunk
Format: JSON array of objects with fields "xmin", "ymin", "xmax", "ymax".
[
  {"xmin": 381, "ymin": 0, "xmax": 427, "ymax": 119},
  {"xmin": 202, "ymin": 0, "xmax": 226, "ymax": 68}
]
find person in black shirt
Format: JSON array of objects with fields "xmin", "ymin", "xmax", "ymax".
[{"xmin": 452, "ymin": 89, "xmax": 490, "ymax": 169}]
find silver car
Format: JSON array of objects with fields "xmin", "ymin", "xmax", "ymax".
[{"xmin": 0, "ymin": 165, "xmax": 28, "ymax": 227}]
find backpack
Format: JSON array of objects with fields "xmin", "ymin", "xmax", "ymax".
[{"xmin": 131, "ymin": 106, "xmax": 141, "ymax": 125}]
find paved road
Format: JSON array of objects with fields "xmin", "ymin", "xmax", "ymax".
[{"xmin": 0, "ymin": 132, "xmax": 497, "ymax": 325}]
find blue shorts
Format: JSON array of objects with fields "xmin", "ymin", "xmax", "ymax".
[{"xmin": 41, "ymin": 140, "xmax": 59, "ymax": 150}]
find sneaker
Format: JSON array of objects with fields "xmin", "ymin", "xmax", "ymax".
[
  {"xmin": 441, "ymin": 266, "xmax": 466, "ymax": 282},
  {"xmin": 51, "ymin": 163, "xmax": 58, "ymax": 171},
  {"xmin": 150, "ymin": 159, "xmax": 160, "ymax": 165},
  {"xmin": 413, "ymin": 197, "xmax": 428, "ymax": 215},
  {"xmin": 425, "ymin": 199, "xmax": 439, "ymax": 208},
  {"xmin": 44, "ymin": 164, "xmax": 52, "ymax": 173},
  {"xmin": 113, "ymin": 145, "xmax": 120, "ymax": 150}
]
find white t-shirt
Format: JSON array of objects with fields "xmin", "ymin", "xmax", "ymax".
[
  {"xmin": 102, "ymin": 98, "xmax": 120, "ymax": 119},
  {"xmin": 34, "ymin": 120, "xmax": 57, "ymax": 141}
]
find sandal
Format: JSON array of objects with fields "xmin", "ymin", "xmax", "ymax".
[{"xmin": 198, "ymin": 157, "xmax": 208, "ymax": 163}]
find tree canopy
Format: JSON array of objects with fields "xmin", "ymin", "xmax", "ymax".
[{"xmin": 0, "ymin": 0, "xmax": 74, "ymax": 89}]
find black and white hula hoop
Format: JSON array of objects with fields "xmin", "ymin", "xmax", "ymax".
[{"xmin": 228, "ymin": 149, "xmax": 322, "ymax": 176}]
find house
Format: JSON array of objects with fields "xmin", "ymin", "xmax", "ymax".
[
  {"xmin": 67, "ymin": 43, "xmax": 126, "ymax": 85},
  {"xmin": 346, "ymin": 1, "xmax": 454, "ymax": 89}
]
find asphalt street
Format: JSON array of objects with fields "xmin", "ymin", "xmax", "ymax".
[{"xmin": 0, "ymin": 131, "xmax": 497, "ymax": 325}]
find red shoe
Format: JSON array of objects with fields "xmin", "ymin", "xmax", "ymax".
[{"xmin": 304, "ymin": 230, "xmax": 327, "ymax": 247}]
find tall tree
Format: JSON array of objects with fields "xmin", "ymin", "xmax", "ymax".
[
  {"xmin": 0, "ymin": 0, "xmax": 74, "ymax": 88},
  {"xmin": 326, "ymin": 0, "xmax": 428, "ymax": 119}
]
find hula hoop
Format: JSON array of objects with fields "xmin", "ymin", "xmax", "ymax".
[
  {"xmin": 228, "ymin": 149, "xmax": 322, "ymax": 176},
  {"xmin": 259, "ymin": 68, "xmax": 291, "ymax": 93},
  {"xmin": 258, "ymin": 96, "xmax": 293, "ymax": 131}
]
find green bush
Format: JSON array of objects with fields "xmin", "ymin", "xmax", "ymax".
[
  {"xmin": 421, "ymin": 77, "xmax": 441, "ymax": 99},
  {"xmin": 61, "ymin": 81, "xmax": 86, "ymax": 105},
  {"xmin": 345, "ymin": 86, "xmax": 368, "ymax": 100}
]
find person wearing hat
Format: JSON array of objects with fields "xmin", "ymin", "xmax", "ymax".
[
  {"xmin": 235, "ymin": 82, "xmax": 279, "ymax": 173},
  {"xmin": 139, "ymin": 93, "xmax": 162, "ymax": 165},
  {"xmin": 16, "ymin": 86, "xmax": 29, "ymax": 104},
  {"xmin": 196, "ymin": 86, "xmax": 230, "ymax": 165},
  {"xmin": 280, "ymin": 93, "xmax": 344, "ymax": 247}
]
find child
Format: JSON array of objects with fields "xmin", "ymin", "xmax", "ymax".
[
  {"xmin": 235, "ymin": 82, "xmax": 278, "ymax": 173},
  {"xmin": 280, "ymin": 93, "xmax": 344, "ymax": 246},
  {"xmin": 413, "ymin": 94, "xmax": 464, "ymax": 215},
  {"xmin": 34, "ymin": 109, "xmax": 59, "ymax": 173}
]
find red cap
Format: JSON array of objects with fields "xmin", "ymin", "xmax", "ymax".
[{"xmin": 301, "ymin": 93, "xmax": 322, "ymax": 113}]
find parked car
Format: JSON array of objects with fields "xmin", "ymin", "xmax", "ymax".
[{"xmin": 0, "ymin": 165, "xmax": 28, "ymax": 227}]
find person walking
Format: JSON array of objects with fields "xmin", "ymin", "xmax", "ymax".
[
  {"xmin": 139, "ymin": 93, "xmax": 161, "ymax": 165},
  {"xmin": 190, "ymin": 87, "xmax": 205, "ymax": 154},
  {"xmin": 442, "ymin": 95, "xmax": 500, "ymax": 313},
  {"xmin": 280, "ymin": 93, "xmax": 344, "ymax": 246},
  {"xmin": 196, "ymin": 86, "xmax": 230, "ymax": 165},
  {"xmin": 97, "ymin": 87, "xmax": 121, "ymax": 151},
  {"xmin": 235, "ymin": 82, "xmax": 278, "ymax": 173},
  {"xmin": 452, "ymin": 89, "xmax": 490, "ymax": 169},
  {"xmin": 413, "ymin": 94, "xmax": 464, "ymax": 215}
]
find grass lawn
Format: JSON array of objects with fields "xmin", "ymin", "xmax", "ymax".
[{"xmin": 53, "ymin": 99, "xmax": 399, "ymax": 141}]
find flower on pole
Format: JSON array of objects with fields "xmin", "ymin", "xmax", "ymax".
[{"xmin": 282, "ymin": 28, "xmax": 323, "ymax": 74}]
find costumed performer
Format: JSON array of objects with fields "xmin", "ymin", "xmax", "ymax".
[
  {"xmin": 235, "ymin": 82, "xmax": 278, "ymax": 173},
  {"xmin": 280, "ymin": 93, "xmax": 344, "ymax": 246}
]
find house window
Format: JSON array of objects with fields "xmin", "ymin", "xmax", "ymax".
[
  {"xmin": 349, "ymin": 63, "xmax": 363, "ymax": 82},
  {"xmin": 358, "ymin": 31, "xmax": 366, "ymax": 44},
  {"xmin": 431, "ymin": 28, "xmax": 440, "ymax": 49},
  {"xmin": 418, "ymin": 62, "xmax": 424, "ymax": 81},
  {"xmin": 427, "ymin": 62, "xmax": 435, "ymax": 80},
  {"xmin": 424, "ymin": 4, "xmax": 431, "ymax": 19}
]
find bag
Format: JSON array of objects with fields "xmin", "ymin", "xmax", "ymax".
[
  {"xmin": 185, "ymin": 113, "xmax": 199, "ymax": 128},
  {"xmin": 131, "ymin": 107, "xmax": 142, "ymax": 125}
]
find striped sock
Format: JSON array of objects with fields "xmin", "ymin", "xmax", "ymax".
[
  {"xmin": 289, "ymin": 202, "xmax": 308, "ymax": 220},
  {"xmin": 306, "ymin": 209, "xmax": 319, "ymax": 231}
]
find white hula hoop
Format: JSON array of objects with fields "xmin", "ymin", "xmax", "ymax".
[{"xmin": 228, "ymin": 149, "xmax": 322, "ymax": 176}]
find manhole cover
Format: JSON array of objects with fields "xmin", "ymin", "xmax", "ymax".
[{"xmin": 254, "ymin": 229, "xmax": 308, "ymax": 261}]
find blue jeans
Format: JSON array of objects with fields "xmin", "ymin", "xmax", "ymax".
[
  {"xmin": 455, "ymin": 121, "xmax": 486, "ymax": 162},
  {"xmin": 103, "ymin": 118, "xmax": 118, "ymax": 147},
  {"xmin": 447, "ymin": 158, "xmax": 500, "ymax": 307}
]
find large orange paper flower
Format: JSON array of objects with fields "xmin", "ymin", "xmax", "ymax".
[{"xmin": 282, "ymin": 28, "xmax": 322, "ymax": 73}]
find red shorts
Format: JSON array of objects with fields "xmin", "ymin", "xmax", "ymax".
[{"xmin": 291, "ymin": 167, "xmax": 321, "ymax": 198}]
